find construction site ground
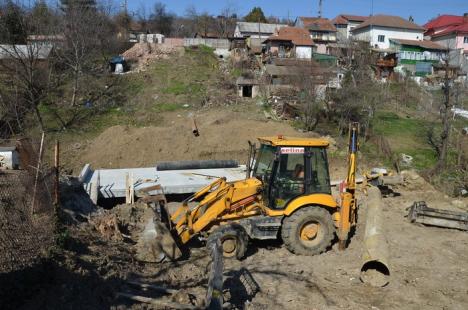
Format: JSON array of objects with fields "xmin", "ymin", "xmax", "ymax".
[
  {"xmin": 4, "ymin": 175, "xmax": 467, "ymax": 310},
  {"xmin": 7, "ymin": 98, "xmax": 467, "ymax": 309},
  {"xmin": 3, "ymin": 165, "xmax": 467, "ymax": 309}
]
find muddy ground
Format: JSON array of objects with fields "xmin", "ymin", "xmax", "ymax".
[{"xmin": 2, "ymin": 171, "xmax": 466, "ymax": 310}]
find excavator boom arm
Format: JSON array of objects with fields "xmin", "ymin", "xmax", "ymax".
[{"xmin": 337, "ymin": 122, "xmax": 359, "ymax": 249}]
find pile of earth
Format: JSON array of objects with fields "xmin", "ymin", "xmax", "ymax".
[{"xmin": 68, "ymin": 109, "xmax": 337, "ymax": 172}]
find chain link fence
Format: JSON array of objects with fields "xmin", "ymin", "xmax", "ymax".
[{"xmin": 0, "ymin": 138, "xmax": 55, "ymax": 273}]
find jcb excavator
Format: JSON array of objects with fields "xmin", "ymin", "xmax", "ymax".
[{"xmin": 157, "ymin": 123, "xmax": 359, "ymax": 259}]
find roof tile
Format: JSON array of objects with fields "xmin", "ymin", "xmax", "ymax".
[
  {"xmin": 265, "ymin": 27, "xmax": 315, "ymax": 46},
  {"xmin": 352, "ymin": 14, "xmax": 425, "ymax": 32},
  {"xmin": 299, "ymin": 17, "xmax": 337, "ymax": 32}
]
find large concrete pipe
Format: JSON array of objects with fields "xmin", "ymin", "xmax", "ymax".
[
  {"xmin": 360, "ymin": 186, "xmax": 390, "ymax": 287},
  {"xmin": 156, "ymin": 160, "xmax": 239, "ymax": 171}
]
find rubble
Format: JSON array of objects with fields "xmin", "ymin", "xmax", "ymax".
[{"xmin": 121, "ymin": 43, "xmax": 183, "ymax": 71}]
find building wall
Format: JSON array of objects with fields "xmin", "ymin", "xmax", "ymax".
[
  {"xmin": 432, "ymin": 34, "xmax": 457, "ymax": 49},
  {"xmin": 336, "ymin": 24, "xmax": 347, "ymax": 40},
  {"xmin": 295, "ymin": 46, "xmax": 312, "ymax": 59},
  {"xmin": 347, "ymin": 21, "xmax": 362, "ymax": 38},
  {"xmin": 353, "ymin": 26, "xmax": 424, "ymax": 49},
  {"xmin": 315, "ymin": 43, "xmax": 328, "ymax": 54},
  {"xmin": 456, "ymin": 35, "xmax": 468, "ymax": 51}
]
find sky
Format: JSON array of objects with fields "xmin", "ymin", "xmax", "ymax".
[{"xmin": 123, "ymin": 0, "xmax": 468, "ymax": 25}]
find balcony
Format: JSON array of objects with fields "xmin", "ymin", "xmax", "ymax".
[{"xmin": 376, "ymin": 59, "xmax": 396, "ymax": 67}]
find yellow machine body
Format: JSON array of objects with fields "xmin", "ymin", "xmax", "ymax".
[{"xmin": 167, "ymin": 133, "xmax": 358, "ymax": 249}]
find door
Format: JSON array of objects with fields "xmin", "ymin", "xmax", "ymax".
[{"xmin": 269, "ymin": 147, "xmax": 306, "ymax": 210}]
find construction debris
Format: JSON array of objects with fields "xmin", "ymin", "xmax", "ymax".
[
  {"xmin": 90, "ymin": 213, "xmax": 123, "ymax": 241},
  {"xmin": 117, "ymin": 241, "xmax": 223, "ymax": 310},
  {"xmin": 121, "ymin": 43, "xmax": 182, "ymax": 71},
  {"xmin": 407, "ymin": 201, "xmax": 468, "ymax": 231}
]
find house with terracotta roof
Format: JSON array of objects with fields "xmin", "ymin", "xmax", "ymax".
[
  {"xmin": 424, "ymin": 14, "xmax": 468, "ymax": 54},
  {"xmin": 263, "ymin": 27, "xmax": 316, "ymax": 59},
  {"xmin": 294, "ymin": 17, "xmax": 337, "ymax": 54},
  {"xmin": 351, "ymin": 15, "xmax": 425, "ymax": 49},
  {"xmin": 332, "ymin": 14, "xmax": 368, "ymax": 40}
]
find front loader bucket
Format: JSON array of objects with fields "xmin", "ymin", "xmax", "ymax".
[{"xmin": 136, "ymin": 207, "xmax": 182, "ymax": 262}]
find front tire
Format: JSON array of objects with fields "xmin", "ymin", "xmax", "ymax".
[
  {"xmin": 282, "ymin": 207, "xmax": 334, "ymax": 255},
  {"xmin": 207, "ymin": 224, "xmax": 248, "ymax": 259}
]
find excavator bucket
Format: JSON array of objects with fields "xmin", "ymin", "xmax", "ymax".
[
  {"xmin": 135, "ymin": 185, "xmax": 183, "ymax": 262},
  {"xmin": 136, "ymin": 212, "xmax": 182, "ymax": 262}
]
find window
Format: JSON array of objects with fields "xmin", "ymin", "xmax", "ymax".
[
  {"xmin": 464, "ymin": 36, "xmax": 468, "ymax": 44},
  {"xmin": 378, "ymin": 35, "xmax": 385, "ymax": 43},
  {"xmin": 308, "ymin": 147, "xmax": 331, "ymax": 194},
  {"xmin": 253, "ymin": 144, "xmax": 276, "ymax": 179},
  {"xmin": 271, "ymin": 150, "xmax": 305, "ymax": 209}
]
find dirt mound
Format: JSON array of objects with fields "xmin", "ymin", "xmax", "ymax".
[
  {"xmin": 122, "ymin": 43, "xmax": 183, "ymax": 70},
  {"xmin": 75, "ymin": 110, "xmax": 326, "ymax": 170}
]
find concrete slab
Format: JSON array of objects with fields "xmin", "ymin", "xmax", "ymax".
[{"xmin": 81, "ymin": 165, "xmax": 247, "ymax": 199}]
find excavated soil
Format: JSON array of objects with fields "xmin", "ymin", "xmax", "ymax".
[{"xmin": 67, "ymin": 108, "xmax": 332, "ymax": 173}]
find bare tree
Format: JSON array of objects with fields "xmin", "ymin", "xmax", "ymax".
[
  {"xmin": 216, "ymin": 2, "xmax": 238, "ymax": 38},
  {"xmin": 433, "ymin": 51, "xmax": 455, "ymax": 172},
  {"xmin": 55, "ymin": 2, "xmax": 114, "ymax": 107},
  {"xmin": 148, "ymin": 2, "xmax": 174, "ymax": 36},
  {"xmin": 287, "ymin": 63, "xmax": 332, "ymax": 131},
  {"xmin": 0, "ymin": 0, "xmax": 56, "ymax": 132}
]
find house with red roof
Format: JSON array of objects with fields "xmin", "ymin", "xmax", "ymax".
[
  {"xmin": 263, "ymin": 27, "xmax": 316, "ymax": 59},
  {"xmin": 294, "ymin": 17, "xmax": 337, "ymax": 54},
  {"xmin": 332, "ymin": 14, "xmax": 369, "ymax": 40},
  {"xmin": 425, "ymin": 14, "xmax": 468, "ymax": 54}
]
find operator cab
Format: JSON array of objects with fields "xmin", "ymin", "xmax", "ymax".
[{"xmin": 253, "ymin": 136, "xmax": 331, "ymax": 210}]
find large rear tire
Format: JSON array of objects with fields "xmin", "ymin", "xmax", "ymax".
[
  {"xmin": 207, "ymin": 224, "xmax": 248, "ymax": 260},
  {"xmin": 281, "ymin": 207, "xmax": 334, "ymax": 255}
]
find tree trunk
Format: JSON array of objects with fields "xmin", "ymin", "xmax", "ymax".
[
  {"xmin": 33, "ymin": 103, "xmax": 45, "ymax": 132},
  {"xmin": 71, "ymin": 69, "xmax": 79, "ymax": 107},
  {"xmin": 435, "ymin": 60, "xmax": 452, "ymax": 173}
]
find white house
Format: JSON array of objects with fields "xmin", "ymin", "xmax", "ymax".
[
  {"xmin": 234, "ymin": 22, "xmax": 287, "ymax": 39},
  {"xmin": 351, "ymin": 15, "xmax": 425, "ymax": 49},
  {"xmin": 332, "ymin": 14, "xmax": 368, "ymax": 40}
]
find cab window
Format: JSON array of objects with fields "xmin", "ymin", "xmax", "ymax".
[
  {"xmin": 308, "ymin": 147, "xmax": 331, "ymax": 194},
  {"xmin": 253, "ymin": 144, "xmax": 276, "ymax": 179},
  {"xmin": 270, "ymin": 148, "xmax": 305, "ymax": 209}
]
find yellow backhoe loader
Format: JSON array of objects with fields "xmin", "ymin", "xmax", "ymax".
[{"xmin": 157, "ymin": 123, "xmax": 359, "ymax": 259}]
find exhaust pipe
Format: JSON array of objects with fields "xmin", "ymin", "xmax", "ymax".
[{"xmin": 360, "ymin": 186, "xmax": 390, "ymax": 287}]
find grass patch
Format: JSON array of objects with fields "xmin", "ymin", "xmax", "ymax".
[
  {"xmin": 368, "ymin": 111, "xmax": 439, "ymax": 170},
  {"xmin": 153, "ymin": 103, "xmax": 184, "ymax": 112}
]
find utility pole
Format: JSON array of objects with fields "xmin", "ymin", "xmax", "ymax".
[
  {"xmin": 371, "ymin": 0, "xmax": 374, "ymax": 16},
  {"xmin": 318, "ymin": 0, "xmax": 323, "ymax": 18},
  {"xmin": 122, "ymin": 0, "xmax": 128, "ymax": 14}
]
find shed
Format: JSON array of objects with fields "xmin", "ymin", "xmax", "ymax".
[
  {"xmin": 0, "ymin": 146, "xmax": 19, "ymax": 170},
  {"xmin": 236, "ymin": 77, "xmax": 260, "ymax": 98}
]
